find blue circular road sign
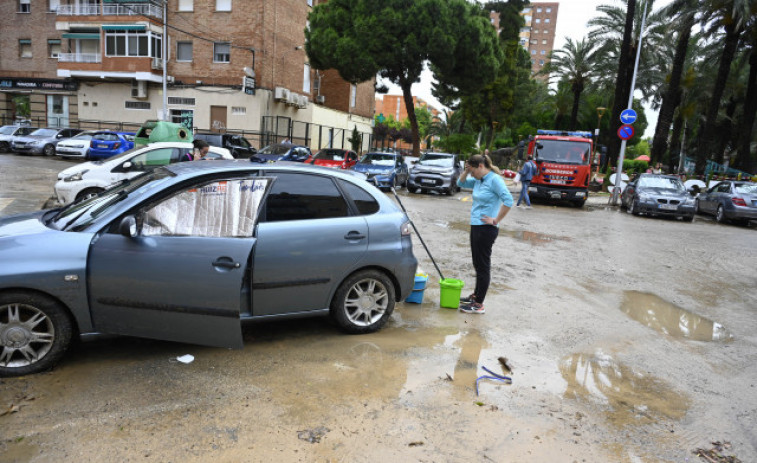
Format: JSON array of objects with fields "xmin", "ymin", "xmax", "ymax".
[
  {"xmin": 620, "ymin": 109, "xmax": 638, "ymax": 124},
  {"xmin": 617, "ymin": 124, "xmax": 635, "ymax": 140}
]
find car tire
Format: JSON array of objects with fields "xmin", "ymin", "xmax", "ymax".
[
  {"xmin": 43, "ymin": 144, "xmax": 55, "ymax": 156},
  {"xmin": 628, "ymin": 198, "xmax": 639, "ymax": 216},
  {"xmin": 716, "ymin": 205, "xmax": 726, "ymax": 223},
  {"xmin": 0, "ymin": 291, "xmax": 74, "ymax": 377},
  {"xmin": 0, "ymin": 141, "xmax": 9, "ymax": 152},
  {"xmin": 694, "ymin": 199, "xmax": 700, "ymax": 214},
  {"xmin": 330, "ymin": 269, "xmax": 395, "ymax": 334},
  {"xmin": 408, "ymin": 186, "xmax": 418, "ymax": 193},
  {"xmin": 75, "ymin": 187, "xmax": 104, "ymax": 202},
  {"xmin": 683, "ymin": 215, "xmax": 694, "ymax": 222},
  {"xmin": 572, "ymin": 199, "xmax": 586, "ymax": 208}
]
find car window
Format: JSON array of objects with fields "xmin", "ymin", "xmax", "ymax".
[
  {"xmin": 264, "ymin": 172, "xmax": 348, "ymax": 222},
  {"xmin": 31, "ymin": 128, "xmax": 58, "ymax": 137},
  {"xmin": 235, "ymin": 136, "xmax": 251, "ymax": 148},
  {"xmin": 0, "ymin": 126, "xmax": 15, "ymax": 135},
  {"xmin": 734, "ymin": 183, "xmax": 757, "ymax": 194},
  {"xmin": 418, "ymin": 153, "xmax": 455, "ymax": 167},
  {"xmin": 360, "ymin": 153, "xmax": 397, "ymax": 166},
  {"xmin": 142, "ymin": 178, "xmax": 268, "ymax": 238},
  {"xmin": 339, "ymin": 180, "xmax": 379, "ymax": 215},
  {"xmin": 716, "ymin": 182, "xmax": 731, "ymax": 193},
  {"xmin": 70, "ymin": 132, "xmax": 94, "ymax": 141},
  {"xmin": 94, "ymin": 133, "xmax": 119, "ymax": 142},
  {"xmin": 128, "ymin": 148, "xmax": 179, "ymax": 170},
  {"xmin": 19, "ymin": 127, "xmax": 37, "ymax": 135}
]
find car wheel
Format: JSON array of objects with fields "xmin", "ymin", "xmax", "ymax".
[
  {"xmin": 330, "ymin": 270, "xmax": 395, "ymax": 334},
  {"xmin": 0, "ymin": 291, "xmax": 74, "ymax": 377},
  {"xmin": 694, "ymin": 199, "xmax": 700, "ymax": 214},
  {"xmin": 43, "ymin": 144, "xmax": 55, "ymax": 156},
  {"xmin": 628, "ymin": 198, "xmax": 639, "ymax": 216},
  {"xmin": 408, "ymin": 186, "xmax": 418, "ymax": 193},
  {"xmin": 572, "ymin": 199, "xmax": 586, "ymax": 208},
  {"xmin": 683, "ymin": 215, "xmax": 694, "ymax": 222},
  {"xmin": 716, "ymin": 205, "xmax": 726, "ymax": 223},
  {"xmin": 0, "ymin": 141, "xmax": 9, "ymax": 152},
  {"xmin": 75, "ymin": 187, "xmax": 104, "ymax": 202}
]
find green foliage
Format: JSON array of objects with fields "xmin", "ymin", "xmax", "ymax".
[
  {"xmin": 347, "ymin": 126, "xmax": 362, "ymax": 152},
  {"xmin": 623, "ymin": 159, "xmax": 649, "ymax": 174},
  {"xmin": 626, "ymin": 138, "xmax": 650, "ymax": 157},
  {"xmin": 414, "ymin": 106, "xmax": 433, "ymax": 140},
  {"xmin": 12, "ymin": 95, "xmax": 30, "ymax": 118},
  {"xmin": 437, "ymin": 134, "xmax": 477, "ymax": 154}
]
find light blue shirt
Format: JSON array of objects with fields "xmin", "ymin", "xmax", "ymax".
[{"xmin": 457, "ymin": 171, "xmax": 513, "ymax": 226}]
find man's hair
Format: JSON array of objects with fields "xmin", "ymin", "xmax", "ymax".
[{"xmin": 193, "ymin": 139, "xmax": 209, "ymax": 150}]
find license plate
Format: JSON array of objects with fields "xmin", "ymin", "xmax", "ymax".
[
  {"xmin": 528, "ymin": 187, "xmax": 537, "ymax": 192},
  {"xmin": 98, "ymin": 144, "xmax": 108, "ymax": 148},
  {"xmin": 659, "ymin": 204, "xmax": 677, "ymax": 210},
  {"xmin": 421, "ymin": 179, "xmax": 434, "ymax": 184},
  {"xmin": 550, "ymin": 192, "xmax": 561, "ymax": 199}
]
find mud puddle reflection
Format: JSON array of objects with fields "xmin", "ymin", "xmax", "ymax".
[
  {"xmin": 560, "ymin": 350, "xmax": 690, "ymax": 428},
  {"xmin": 621, "ymin": 291, "xmax": 733, "ymax": 341},
  {"xmin": 439, "ymin": 220, "xmax": 570, "ymax": 245}
]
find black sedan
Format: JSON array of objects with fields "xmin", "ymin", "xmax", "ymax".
[
  {"xmin": 695, "ymin": 180, "xmax": 757, "ymax": 225},
  {"xmin": 621, "ymin": 174, "xmax": 696, "ymax": 221}
]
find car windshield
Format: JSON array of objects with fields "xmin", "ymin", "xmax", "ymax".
[
  {"xmin": 30, "ymin": 128, "xmax": 58, "ymax": 137},
  {"xmin": 93, "ymin": 133, "xmax": 121, "ymax": 141},
  {"xmin": 734, "ymin": 183, "xmax": 757, "ymax": 194},
  {"xmin": 236, "ymin": 137, "xmax": 252, "ymax": 148},
  {"xmin": 638, "ymin": 176, "xmax": 685, "ymax": 192},
  {"xmin": 315, "ymin": 149, "xmax": 346, "ymax": 161},
  {"xmin": 359, "ymin": 153, "xmax": 396, "ymax": 166},
  {"xmin": 0, "ymin": 126, "xmax": 17, "ymax": 135},
  {"xmin": 259, "ymin": 144, "xmax": 292, "ymax": 155},
  {"xmin": 418, "ymin": 153, "xmax": 454, "ymax": 167},
  {"xmin": 535, "ymin": 140, "xmax": 591, "ymax": 164},
  {"xmin": 70, "ymin": 132, "xmax": 94, "ymax": 141},
  {"xmin": 48, "ymin": 169, "xmax": 173, "ymax": 231}
]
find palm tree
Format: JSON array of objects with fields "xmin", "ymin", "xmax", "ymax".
[
  {"xmin": 695, "ymin": 0, "xmax": 755, "ymax": 173},
  {"xmin": 543, "ymin": 38, "xmax": 600, "ymax": 130},
  {"xmin": 733, "ymin": 14, "xmax": 757, "ymax": 172}
]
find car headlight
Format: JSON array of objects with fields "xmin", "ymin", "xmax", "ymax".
[
  {"xmin": 31, "ymin": 140, "xmax": 44, "ymax": 146},
  {"xmin": 638, "ymin": 193, "xmax": 653, "ymax": 202},
  {"xmin": 64, "ymin": 170, "xmax": 88, "ymax": 182}
]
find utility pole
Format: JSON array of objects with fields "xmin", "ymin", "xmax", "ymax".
[{"xmin": 161, "ymin": 0, "xmax": 168, "ymax": 121}]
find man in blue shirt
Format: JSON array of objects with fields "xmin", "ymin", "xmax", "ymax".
[
  {"xmin": 517, "ymin": 155, "xmax": 537, "ymax": 208},
  {"xmin": 456, "ymin": 154, "xmax": 513, "ymax": 314}
]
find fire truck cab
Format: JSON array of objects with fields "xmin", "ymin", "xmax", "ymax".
[{"xmin": 526, "ymin": 129, "xmax": 594, "ymax": 207}]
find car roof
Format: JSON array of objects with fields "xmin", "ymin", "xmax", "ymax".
[
  {"xmin": 162, "ymin": 159, "xmax": 366, "ymax": 180},
  {"xmin": 93, "ymin": 130, "xmax": 135, "ymax": 135}
]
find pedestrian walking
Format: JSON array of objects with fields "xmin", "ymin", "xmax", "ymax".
[
  {"xmin": 456, "ymin": 154, "xmax": 513, "ymax": 314},
  {"xmin": 516, "ymin": 155, "xmax": 537, "ymax": 208}
]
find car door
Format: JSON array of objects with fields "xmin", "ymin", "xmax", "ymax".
[
  {"xmin": 87, "ymin": 175, "xmax": 271, "ymax": 348},
  {"xmin": 700, "ymin": 183, "xmax": 719, "ymax": 213},
  {"xmin": 109, "ymin": 147, "xmax": 182, "ymax": 185},
  {"xmin": 252, "ymin": 171, "xmax": 368, "ymax": 316},
  {"xmin": 396, "ymin": 157, "xmax": 408, "ymax": 184}
]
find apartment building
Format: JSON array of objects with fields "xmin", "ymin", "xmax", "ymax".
[
  {"xmin": 0, "ymin": 0, "xmax": 374, "ymax": 148},
  {"xmin": 374, "ymin": 94, "xmax": 440, "ymax": 151},
  {"xmin": 519, "ymin": 2, "xmax": 559, "ymax": 78}
]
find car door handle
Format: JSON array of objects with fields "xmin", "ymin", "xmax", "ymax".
[
  {"xmin": 344, "ymin": 231, "xmax": 366, "ymax": 240},
  {"xmin": 212, "ymin": 259, "xmax": 240, "ymax": 269}
]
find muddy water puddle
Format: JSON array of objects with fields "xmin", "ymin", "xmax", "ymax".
[
  {"xmin": 560, "ymin": 349, "xmax": 690, "ymax": 428},
  {"xmin": 438, "ymin": 220, "xmax": 571, "ymax": 245},
  {"xmin": 621, "ymin": 291, "xmax": 733, "ymax": 342}
]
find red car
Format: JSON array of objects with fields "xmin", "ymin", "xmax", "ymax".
[
  {"xmin": 501, "ymin": 169, "xmax": 517, "ymax": 179},
  {"xmin": 308, "ymin": 148, "xmax": 359, "ymax": 169}
]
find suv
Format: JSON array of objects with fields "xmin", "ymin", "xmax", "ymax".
[
  {"xmin": 194, "ymin": 132, "xmax": 257, "ymax": 159},
  {"xmin": 407, "ymin": 152, "xmax": 461, "ymax": 195},
  {"xmin": 0, "ymin": 125, "xmax": 39, "ymax": 152}
]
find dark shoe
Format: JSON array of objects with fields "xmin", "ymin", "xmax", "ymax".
[
  {"xmin": 460, "ymin": 293, "xmax": 477, "ymax": 304},
  {"xmin": 460, "ymin": 302, "xmax": 485, "ymax": 314}
]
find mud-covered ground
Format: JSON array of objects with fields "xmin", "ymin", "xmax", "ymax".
[{"xmin": 1, "ymin": 154, "xmax": 756, "ymax": 462}]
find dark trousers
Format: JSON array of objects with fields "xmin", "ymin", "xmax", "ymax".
[{"xmin": 470, "ymin": 225, "xmax": 499, "ymax": 304}]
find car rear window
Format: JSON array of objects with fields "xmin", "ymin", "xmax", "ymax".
[
  {"xmin": 264, "ymin": 172, "xmax": 348, "ymax": 222},
  {"xmin": 93, "ymin": 133, "xmax": 120, "ymax": 141},
  {"xmin": 316, "ymin": 149, "xmax": 346, "ymax": 161},
  {"xmin": 339, "ymin": 180, "xmax": 379, "ymax": 215}
]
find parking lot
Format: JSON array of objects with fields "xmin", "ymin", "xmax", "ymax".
[{"xmin": 1, "ymin": 151, "xmax": 756, "ymax": 462}]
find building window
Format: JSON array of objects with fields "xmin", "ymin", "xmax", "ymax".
[
  {"xmin": 177, "ymin": 41, "xmax": 192, "ymax": 61},
  {"xmin": 536, "ymin": 7, "xmax": 542, "ymax": 12},
  {"xmin": 106, "ymin": 31, "xmax": 161, "ymax": 58},
  {"xmin": 125, "ymin": 101, "xmax": 151, "ymax": 110},
  {"xmin": 545, "ymin": 18, "xmax": 550, "ymax": 23},
  {"xmin": 546, "ymin": 7, "xmax": 552, "ymax": 13},
  {"xmin": 168, "ymin": 97, "xmax": 196, "ymax": 106},
  {"xmin": 214, "ymin": 42, "xmax": 230, "ymax": 63},
  {"xmin": 19, "ymin": 40, "xmax": 32, "ymax": 58},
  {"xmin": 307, "ymin": 0, "xmax": 313, "ymax": 6},
  {"xmin": 48, "ymin": 0, "xmax": 60, "ymax": 12},
  {"xmin": 542, "ymin": 39, "xmax": 547, "ymax": 45},
  {"xmin": 231, "ymin": 106, "xmax": 246, "ymax": 115},
  {"xmin": 535, "ymin": 18, "xmax": 540, "ymax": 24},
  {"xmin": 350, "ymin": 84, "xmax": 357, "ymax": 108},
  {"xmin": 48, "ymin": 39, "xmax": 61, "ymax": 58},
  {"xmin": 216, "ymin": 0, "xmax": 231, "ymax": 11},
  {"xmin": 539, "ymin": 59, "xmax": 545, "ymax": 65},
  {"xmin": 532, "ymin": 29, "xmax": 538, "ymax": 34},
  {"xmin": 531, "ymin": 49, "xmax": 536, "ymax": 55},
  {"xmin": 178, "ymin": 0, "xmax": 193, "ymax": 11},
  {"xmin": 170, "ymin": 109, "xmax": 194, "ymax": 129},
  {"xmin": 18, "ymin": 0, "xmax": 30, "ymax": 13},
  {"xmin": 303, "ymin": 63, "xmax": 311, "ymax": 93},
  {"xmin": 540, "ymin": 50, "xmax": 546, "ymax": 55},
  {"xmin": 530, "ymin": 39, "xmax": 537, "ymax": 44}
]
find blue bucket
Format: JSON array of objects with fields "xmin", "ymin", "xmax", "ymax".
[{"xmin": 405, "ymin": 273, "xmax": 428, "ymax": 304}]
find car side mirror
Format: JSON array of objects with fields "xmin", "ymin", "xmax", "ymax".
[
  {"xmin": 122, "ymin": 161, "xmax": 133, "ymax": 170},
  {"xmin": 119, "ymin": 216, "xmax": 138, "ymax": 238}
]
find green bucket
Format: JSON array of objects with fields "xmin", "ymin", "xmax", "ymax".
[{"xmin": 439, "ymin": 278, "xmax": 464, "ymax": 309}]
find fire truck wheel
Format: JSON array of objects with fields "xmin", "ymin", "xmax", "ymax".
[{"xmin": 572, "ymin": 199, "xmax": 585, "ymax": 208}]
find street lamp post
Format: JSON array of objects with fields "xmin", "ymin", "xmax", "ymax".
[{"xmin": 593, "ymin": 106, "xmax": 606, "ymax": 177}]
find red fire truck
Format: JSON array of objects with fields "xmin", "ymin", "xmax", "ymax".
[{"xmin": 526, "ymin": 129, "xmax": 594, "ymax": 207}]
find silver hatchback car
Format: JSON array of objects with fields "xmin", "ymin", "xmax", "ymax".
[{"xmin": 0, "ymin": 161, "xmax": 417, "ymax": 376}]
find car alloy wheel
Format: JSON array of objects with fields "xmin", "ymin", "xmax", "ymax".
[
  {"xmin": 0, "ymin": 292, "xmax": 73, "ymax": 377},
  {"xmin": 43, "ymin": 144, "xmax": 55, "ymax": 156},
  {"xmin": 331, "ymin": 270, "xmax": 395, "ymax": 334},
  {"xmin": 75, "ymin": 187, "xmax": 104, "ymax": 202},
  {"xmin": 0, "ymin": 141, "xmax": 8, "ymax": 152},
  {"xmin": 716, "ymin": 205, "xmax": 726, "ymax": 223}
]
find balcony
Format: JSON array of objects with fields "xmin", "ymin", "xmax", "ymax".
[
  {"xmin": 57, "ymin": 2, "xmax": 162, "ymax": 19},
  {"xmin": 58, "ymin": 53, "xmax": 102, "ymax": 63}
]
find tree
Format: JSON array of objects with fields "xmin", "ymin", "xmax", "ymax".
[
  {"xmin": 347, "ymin": 126, "xmax": 362, "ymax": 152},
  {"xmin": 306, "ymin": 0, "xmax": 501, "ymax": 156},
  {"xmin": 543, "ymin": 38, "xmax": 600, "ymax": 130}
]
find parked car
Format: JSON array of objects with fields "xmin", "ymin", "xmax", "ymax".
[
  {"xmin": 194, "ymin": 132, "xmax": 258, "ymax": 159},
  {"xmin": 0, "ymin": 161, "xmax": 417, "ymax": 376},
  {"xmin": 0, "ymin": 125, "xmax": 39, "ymax": 152},
  {"xmin": 308, "ymin": 148, "xmax": 359, "ymax": 169},
  {"xmin": 54, "ymin": 142, "xmax": 233, "ymax": 204},
  {"xmin": 695, "ymin": 180, "xmax": 757, "ymax": 225},
  {"xmin": 621, "ymin": 173, "xmax": 696, "ymax": 221},
  {"xmin": 55, "ymin": 131, "xmax": 98, "ymax": 158},
  {"xmin": 351, "ymin": 152, "xmax": 409, "ymax": 190},
  {"xmin": 407, "ymin": 151, "xmax": 461, "ymax": 195},
  {"xmin": 88, "ymin": 131, "xmax": 136, "ymax": 160},
  {"xmin": 255, "ymin": 142, "xmax": 311, "ymax": 162},
  {"xmin": 11, "ymin": 127, "xmax": 83, "ymax": 156}
]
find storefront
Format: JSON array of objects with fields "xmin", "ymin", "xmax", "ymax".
[{"xmin": 0, "ymin": 78, "xmax": 78, "ymax": 127}]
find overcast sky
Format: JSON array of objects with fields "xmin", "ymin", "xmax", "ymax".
[{"xmin": 383, "ymin": 0, "xmax": 672, "ymax": 137}]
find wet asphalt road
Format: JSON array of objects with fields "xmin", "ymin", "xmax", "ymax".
[{"xmin": 1, "ymin": 150, "xmax": 756, "ymax": 462}]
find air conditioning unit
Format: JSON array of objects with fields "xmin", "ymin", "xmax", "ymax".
[
  {"xmin": 315, "ymin": 95, "xmax": 325, "ymax": 104},
  {"xmin": 131, "ymin": 80, "xmax": 148, "ymax": 99},
  {"xmin": 274, "ymin": 86, "xmax": 290, "ymax": 101},
  {"xmin": 297, "ymin": 95, "xmax": 308, "ymax": 109},
  {"xmin": 286, "ymin": 92, "xmax": 299, "ymax": 106}
]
